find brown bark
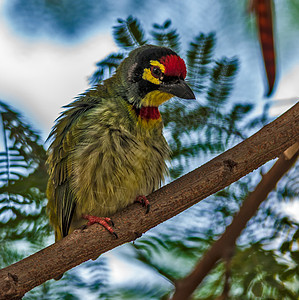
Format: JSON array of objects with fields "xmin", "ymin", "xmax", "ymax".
[
  {"xmin": 0, "ymin": 102, "xmax": 298, "ymax": 299},
  {"xmin": 172, "ymin": 144, "xmax": 299, "ymax": 300}
]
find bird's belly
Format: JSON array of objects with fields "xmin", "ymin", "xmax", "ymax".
[
  {"xmin": 73, "ymin": 139, "xmax": 169, "ymax": 222},
  {"xmin": 92, "ymin": 156, "xmax": 164, "ymax": 216}
]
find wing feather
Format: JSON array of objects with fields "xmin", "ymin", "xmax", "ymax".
[{"xmin": 47, "ymin": 98, "xmax": 98, "ymax": 239}]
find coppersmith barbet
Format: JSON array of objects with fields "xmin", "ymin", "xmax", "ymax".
[{"xmin": 46, "ymin": 45, "xmax": 195, "ymax": 242}]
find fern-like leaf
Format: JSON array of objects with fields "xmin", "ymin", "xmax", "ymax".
[
  {"xmin": 186, "ymin": 32, "xmax": 216, "ymax": 93},
  {"xmin": 0, "ymin": 102, "xmax": 45, "ymax": 185},
  {"xmin": 0, "ymin": 101, "xmax": 48, "ymax": 248},
  {"xmin": 113, "ymin": 16, "xmax": 147, "ymax": 50},
  {"xmin": 150, "ymin": 20, "xmax": 180, "ymax": 53},
  {"xmin": 89, "ymin": 53, "xmax": 125, "ymax": 85},
  {"xmin": 206, "ymin": 57, "xmax": 239, "ymax": 107}
]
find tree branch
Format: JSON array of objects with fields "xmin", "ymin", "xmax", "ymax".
[
  {"xmin": 0, "ymin": 102, "xmax": 298, "ymax": 300},
  {"xmin": 172, "ymin": 143, "xmax": 299, "ymax": 300}
]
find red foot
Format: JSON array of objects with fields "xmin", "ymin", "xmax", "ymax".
[
  {"xmin": 135, "ymin": 195, "xmax": 150, "ymax": 214},
  {"xmin": 82, "ymin": 215, "xmax": 118, "ymax": 238}
]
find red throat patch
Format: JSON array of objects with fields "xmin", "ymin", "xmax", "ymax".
[
  {"xmin": 160, "ymin": 55, "xmax": 187, "ymax": 79},
  {"xmin": 139, "ymin": 106, "xmax": 161, "ymax": 120}
]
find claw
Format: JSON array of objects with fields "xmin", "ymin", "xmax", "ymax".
[
  {"xmin": 145, "ymin": 204, "xmax": 151, "ymax": 214},
  {"xmin": 82, "ymin": 215, "xmax": 118, "ymax": 238},
  {"xmin": 135, "ymin": 195, "xmax": 150, "ymax": 214}
]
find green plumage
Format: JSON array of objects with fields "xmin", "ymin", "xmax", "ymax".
[{"xmin": 46, "ymin": 45, "xmax": 194, "ymax": 241}]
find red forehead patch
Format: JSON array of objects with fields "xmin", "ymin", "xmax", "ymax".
[{"xmin": 160, "ymin": 55, "xmax": 187, "ymax": 79}]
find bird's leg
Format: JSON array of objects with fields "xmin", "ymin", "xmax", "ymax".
[
  {"xmin": 135, "ymin": 195, "xmax": 150, "ymax": 214},
  {"xmin": 82, "ymin": 215, "xmax": 118, "ymax": 238}
]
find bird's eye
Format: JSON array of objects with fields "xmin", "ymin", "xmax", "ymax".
[{"xmin": 150, "ymin": 66, "xmax": 163, "ymax": 79}]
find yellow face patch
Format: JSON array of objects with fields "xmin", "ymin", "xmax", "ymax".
[
  {"xmin": 141, "ymin": 90, "xmax": 173, "ymax": 107},
  {"xmin": 150, "ymin": 60, "xmax": 165, "ymax": 73},
  {"xmin": 142, "ymin": 60, "xmax": 166, "ymax": 85}
]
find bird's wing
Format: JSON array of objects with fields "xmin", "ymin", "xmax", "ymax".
[{"xmin": 47, "ymin": 99, "xmax": 98, "ymax": 238}]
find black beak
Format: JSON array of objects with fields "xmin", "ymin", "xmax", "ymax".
[{"xmin": 159, "ymin": 79, "xmax": 195, "ymax": 99}]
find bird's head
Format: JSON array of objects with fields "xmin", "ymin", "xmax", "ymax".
[{"xmin": 116, "ymin": 45, "xmax": 195, "ymax": 111}]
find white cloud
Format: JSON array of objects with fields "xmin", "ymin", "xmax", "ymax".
[{"xmin": 0, "ymin": 17, "xmax": 117, "ymax": 138}]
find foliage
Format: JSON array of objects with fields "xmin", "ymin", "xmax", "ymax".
[
  {"xmin": 113, "ymin": 16, "xmax": 147, "ymax": 50},
  {"xmin": 230, "ymin": 239, "xmax": 299, "ymax": 300},
  {"xmin": 150, "ymin": 20, "xmax": 181, "ymax": 54},
  {"xmin": 186, "ymin": 32, "xmax": 215, "ymax": 94},
  {"xmin": 0, "ymin": 101, "xmax": 49, "ymax": 266},
  {"xmin": 24, "ymin": 258, "xmax": 110, "ymax": 299},
  {"xmin": 89, "ymin": 53, "xmax": 125, "ymax": 86},
  {"xmin": 0, "ymin": 14, "xmax": 298, "ymax": 300}
]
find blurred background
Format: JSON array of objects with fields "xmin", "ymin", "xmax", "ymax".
[{"xmin": 0, "ymin": 0, "xmax": 298, "ymax": 299}]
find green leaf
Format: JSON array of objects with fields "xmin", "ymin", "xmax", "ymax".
[
  {"xmin": 251, "ymin": 281, "xmax": 263, "ymax": 297},
  {"xmin": 280, "ymin": 241, "xmax": 291, "ymax": 254},
  {"xmin": 243, "ymin": 273, "xmax": 256, "ymax": 291},
  {"xmin": 290, "ymin": 251, "xmax": 299, "ymax": 264},
  {"xmin": 186, "ymin": 32, "xmax": 216, "ymax": 93},
  {"xmin": 292, "ymin": 228, "xmax": 299, "ymax": 241},
  {"xmin": 229, "ymin": 103, "xmax": 254, "ymax": 122},
  {"xmin": 279, "ymin": 268, "xmax": 297, "ymax": 281},
  {"xmin": 113, "ymin": 16, "xmax": 147, "ymax": 50},
  {"xmin": 150, "ymin": 19, "xmax": 180, "ymax": 53},
  {"xmin": 89, "ymin": 53, "xmax": 124, "ymax": 85},
  {"xmin": 206, "ymin": 57, "xmax": 239, "ymax": 107}
]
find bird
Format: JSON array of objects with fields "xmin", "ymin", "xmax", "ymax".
[{"xmin": 46, "ymin": 44, "xmax": 195, "ymax": 244}]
